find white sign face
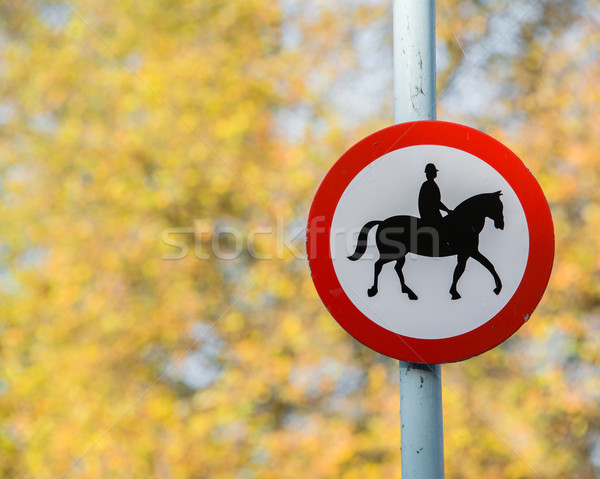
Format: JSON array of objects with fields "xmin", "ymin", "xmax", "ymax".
[{"xmin": 330, "ymin": 145, "xmax": 529, "ymax": 339}]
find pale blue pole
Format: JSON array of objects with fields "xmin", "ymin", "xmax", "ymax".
[
  {"xmin": 393, "ymin": 1, "xmax": 445, "ymax": 478},
  {"xmin": 393, "ymin": 0, "xmax": 437, "ymax": 122}
]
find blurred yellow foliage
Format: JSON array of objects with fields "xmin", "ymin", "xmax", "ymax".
[{"xmin": 1, "ymin": 0, "xmax": 600, "ymax": 478}]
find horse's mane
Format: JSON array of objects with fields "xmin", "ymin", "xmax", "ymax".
[{"xmin": 450, "ymin": 191, "xmax": 502, "ymax": 217}]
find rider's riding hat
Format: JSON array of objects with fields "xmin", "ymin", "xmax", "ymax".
[{"xmin": 425, "ymin": 163, "xmax": 438, "ymax": 174}]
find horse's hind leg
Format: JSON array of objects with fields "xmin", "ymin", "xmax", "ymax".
[
  {"xmin": 450, "ymin": 254, "xmax": 468, "ymax": 300},
  {"xmin": 394, "ymin": 256, "xmax": 418, "ymax": 300},
  {"xmin": 368, "ymin": 258, "xmax": 386, "ymax": 297}
]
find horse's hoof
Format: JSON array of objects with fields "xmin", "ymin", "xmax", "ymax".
[
  {"xmin": 367, "ymin": 287, "xmax": 377, "ymax": 297},
  {"xmin": 406, "ymin": 291, "xmax": 418, "ymax": 300},
  {"xmin": 401, "ymin": 286, "xmax": 418, "ymax": 300},
  {"xmin": 450, "ymin": 292, "xmax": 461, "ymax": 300},
  {"xmin": 493, "ymin": 286, "xmax": 502, "ymax": 295}
]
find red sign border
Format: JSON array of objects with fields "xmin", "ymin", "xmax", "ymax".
[{"xmin": 307, "ymin": 121, "xmax": 554, "ymax": 363}]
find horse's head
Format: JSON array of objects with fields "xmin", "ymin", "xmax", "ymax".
[{"xmin": 488, "ymin": 191, "xmax": 504, "ymax": 230}]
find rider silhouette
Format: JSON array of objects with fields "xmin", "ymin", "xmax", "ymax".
[{"xmin": 418, "ymin": 163, "xmax": 451, "ymax": 225}]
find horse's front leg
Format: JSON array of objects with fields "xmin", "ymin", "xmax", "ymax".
[
  {"xmin": 450, "ymin": 254, "xmax": 468, "ymax": 300},
  {"xmin": 471, "ymin": 251, "xmax": 502, "ymax": 295}
]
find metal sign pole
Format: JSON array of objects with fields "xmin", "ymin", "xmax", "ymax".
[{"xmin": 393, "ymin": 1, "xmax": 445, "ymax": 478}]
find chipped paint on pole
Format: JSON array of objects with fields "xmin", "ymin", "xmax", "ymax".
[{"xmin": 399, "ymin": 363, "xmax": 444, "ymax": 478}]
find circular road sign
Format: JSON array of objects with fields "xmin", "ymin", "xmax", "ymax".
[{"xmin": 306, "ymin": 121, "xmax": 554, "ymax": 363}]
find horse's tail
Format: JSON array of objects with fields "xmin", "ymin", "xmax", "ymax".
[{"xmin": 348, "ymin": 221, "xmax": 380, "ymax": 261}]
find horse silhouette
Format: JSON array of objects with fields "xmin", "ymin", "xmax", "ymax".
[{"xmin": 348, "ymin": 191, "xmax": 504, "ymax": 300}]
